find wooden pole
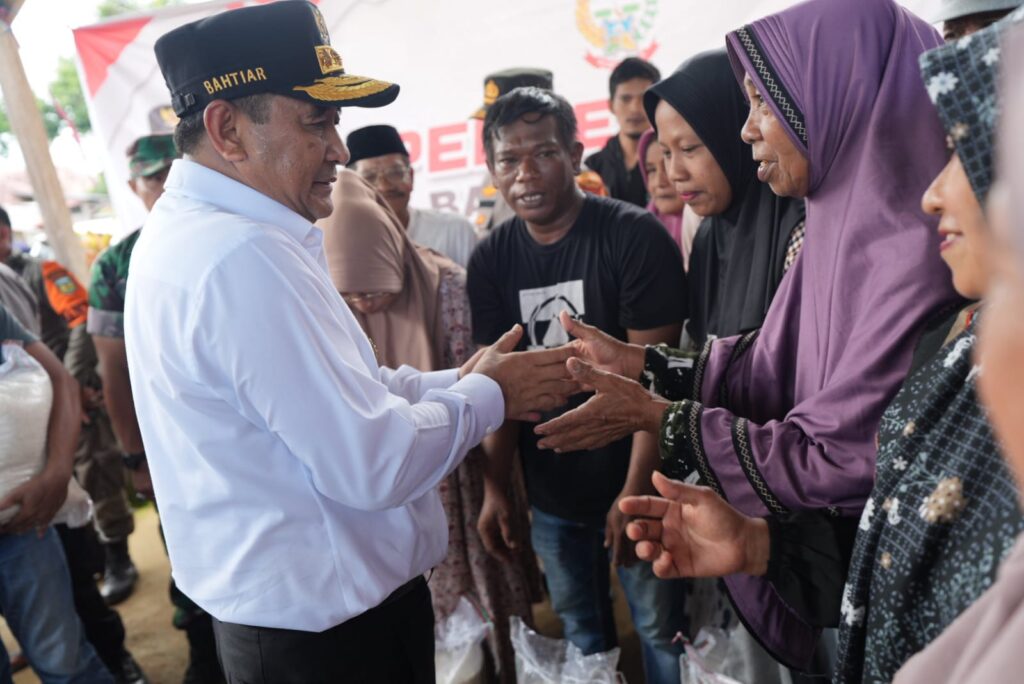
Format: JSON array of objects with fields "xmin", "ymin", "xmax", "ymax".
[{"xmin": 0, "ymin": 14, "xmax": 88, "ymax": 282}]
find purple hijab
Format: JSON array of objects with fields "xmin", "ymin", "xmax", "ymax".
[
  {"xmin": 684, "ymin": 0, "xmax": 959, "ymax": 667},
  {"xmin": 637, "ymin": 129, "xmax": 685, "ymax": 252}
]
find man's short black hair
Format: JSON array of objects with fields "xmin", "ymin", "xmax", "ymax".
[
  {"xmin": 0, "ymin": 205, "xmax": 9, "ymax": 228},
  {"xmin": 609, "ymin": 57, "xmax": 661, "ymax": 99},
  {"xmin": 482, "ymin": 86, "xmax": 578, "ymax": 165},
  {"xmin": 173, "ymin": 93, "xmax": 273, "ymax": 155}
]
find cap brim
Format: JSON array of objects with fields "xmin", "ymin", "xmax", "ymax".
[
  {"xmin": 470, "ymin": 106, "xmax": 487, "ymax": 120},
  {"xmin": 291, "ymin": 73, "xmax": 399, "ymax": 108},
  {"xmin": 132, "ymin": 157, "xmax": 176, "ymax": 179}
]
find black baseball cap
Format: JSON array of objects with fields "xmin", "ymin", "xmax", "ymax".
[{"xmin": 155, "ymin": 1, "xmax": 399, "ymax": 118}]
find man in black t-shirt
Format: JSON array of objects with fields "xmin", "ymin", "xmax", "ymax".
[
  {"xmin": 468, "ymin": 87, "xmax": 688, "ymax": 684},
  {"xmin": 584, "ymin": 57, "xmax": 660, "ymax": 207}
]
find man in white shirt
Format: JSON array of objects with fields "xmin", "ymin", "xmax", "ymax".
[
  {"xmin": 132, "ymin": 3, "xmax": 577, "ymax": 681},
  {"xmin": 347, "ymin": 124, "xmax": 480, "ymax": 267}
]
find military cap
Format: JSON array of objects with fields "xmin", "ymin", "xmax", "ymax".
[
  {"xmin": 931, "ymin": 0, "xmax": 1021, "ymax": 23},
  {"xmin": 470, "ymin": 67, "xmax": 554, "ymax": 120},
  {"xmin": 126, "ymin": 134, "xmax": 179, "ymax": 179},
  {"xmin": 154, "ymin": 0, "xmax": 399, "ymax": 118},
  {"xmin": 345, "ymin": 125, "xmax": 408, "ymax": 166}
]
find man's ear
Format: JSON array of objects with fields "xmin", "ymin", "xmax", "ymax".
[
  {"xmin": 408, "ymin": 164, "xmax": 415, "ymax": 189},
  {"xmin": 203, "ymin": 99, "xmax": 248, "ymax": 163},
  {"xmin": 126, "ymin": 178, "xmax": 139, "ymax": 199},
  {"xmin": 571, "ymin": 141, "xmax": 585, "ymax": 174}
]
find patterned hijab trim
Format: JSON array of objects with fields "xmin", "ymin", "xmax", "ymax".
[{"xmin": 732, "ymin": 25, "xmax": 808, "ymax": 146}]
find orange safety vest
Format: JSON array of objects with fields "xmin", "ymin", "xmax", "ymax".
[{"xmin": 40, "ymin": 260, "xmax": 88, "ymax": 329}]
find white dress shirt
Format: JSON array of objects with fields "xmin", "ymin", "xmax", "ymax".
[
  {"xmin": 124, "ymin": 160, "xmax": 503, "ymax": 631},
  {"xmin": 407, "ymin": 207, "xmax": 479, "ymax": 268}
]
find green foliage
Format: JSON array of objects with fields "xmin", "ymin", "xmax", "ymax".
[
  {"xmin": 0, "ymin": 104, "xmax": 8, "ymax": 156},
  {"xmin": 91, "ymin": 173, "xmax": 108, "ymax": 196},
  {"xmin": 97, "ymin": 0, "xmax": 183, "ymax": 19},
  {"xmin": 0, "ymin": 0, "xmax": 183, "ymax": 156},
  {"xmin": 49, "ymin": 57, "xmax": 90, "ymax": 135},
  {"xmin": 37, "ymin": 97, "xmax": 60, "ymax": 139}
]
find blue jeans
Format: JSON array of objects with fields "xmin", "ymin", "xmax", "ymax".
[
  {"xmin": 0, "ymin": 528, "xmax": 113, "ymax": 684},
  {"xmin": 530, "ymin": 507, "xmax": 687, "ymax": 684}
]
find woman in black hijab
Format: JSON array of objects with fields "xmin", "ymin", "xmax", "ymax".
[{"xmin": 645, "ymin": 49, "xmax": 805, "ymax": 346}]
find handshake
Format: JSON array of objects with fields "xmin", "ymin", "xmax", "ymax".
[{"xmin": 464, "ymin": 312, "xmax": 660, "ymax": 437}]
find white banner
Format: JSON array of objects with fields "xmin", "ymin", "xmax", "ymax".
[{"xmin": 73, "ymin": 0, "xmax": 937, "ymax": 237}]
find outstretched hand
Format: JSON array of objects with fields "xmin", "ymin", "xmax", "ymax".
[
  {"xmin": 472, "ymin": 325, "xmax": 581, "ymax": 421},
  {"xmin": 560, "ymin": 311, "xmax": 644, "ymax": 380},
  {"xmin": 618, "ymin": 471, "xmax": 770, "ymax": 579},
  {"xmin": 534, "ymin": 358, "xmax": 668, "ymax": 451}
]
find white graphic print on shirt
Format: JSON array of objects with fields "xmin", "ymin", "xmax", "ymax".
[{"xmin": 518, "ymin": 280, "xmax": 586, "ymax": 350}]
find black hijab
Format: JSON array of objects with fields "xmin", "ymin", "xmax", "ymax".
[{"xmin": 644, "ymin": 49, "xmax": 805, "ymax": 345}]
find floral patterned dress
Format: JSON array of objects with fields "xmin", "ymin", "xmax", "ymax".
[
  {"xmin": 431, "ymin": 263, "xmax": 541, "ymax": 682},
  {"xmin": 834, "ymin": 310, "xmax": 1024, "ymax": 682}
]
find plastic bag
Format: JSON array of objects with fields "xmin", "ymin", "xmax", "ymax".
[
  {"xmin": 0, "ymin": 343, "xmax": 92, "ymax": 528},
  {"xmin": 435, "ymin": 596, "xmax": 491, "ymax": 684},
  {"xmin": 679, "ymin": 627, "xmax": 746, "ymax": 684},
  {"xmin": 510, "ymin": 616, "xmax": 623, "ymax": 684}
]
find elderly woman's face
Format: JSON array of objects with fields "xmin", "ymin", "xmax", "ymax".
[
  {"xmin": 741, "ymin": 74, "xmax": 810, "ymax": 198},
  {"xmin": 977, "ymin": 180, "xmax": 1024, "ymax": 499},
  {"xmin": 644, "ymin": 141, "xmax": 686, "ymax": 216},
  {"xmin": 921, "ymin": 152, "xmax": 990, "ymax": 299},
  {"xmin": 654, "ymin": 100, "xmax": 732, "ymax": 217}
]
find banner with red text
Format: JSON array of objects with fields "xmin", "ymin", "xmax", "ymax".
[{"xmin": 74, "ymin": 0, "xmax": 935, "ymax": 236}]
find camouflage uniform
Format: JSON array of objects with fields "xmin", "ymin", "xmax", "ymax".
[{"xmin": 88, "ymin": 228, "xmax": 214, "ymax": 642}]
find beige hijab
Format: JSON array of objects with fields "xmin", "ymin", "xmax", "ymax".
[{"xmin": 319, "ymin": 169, "xmax": 447, "ymax": 372}]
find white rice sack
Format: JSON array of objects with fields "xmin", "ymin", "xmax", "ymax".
[
  {"xmin": 0, "ymin": 342, "xmax": 52, "ymax": 525},
  {"xmin": 0, "ymin": 342, "xmax": 92, "ymax": 528}
]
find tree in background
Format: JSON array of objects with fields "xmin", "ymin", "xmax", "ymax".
[
  {"xmin": 0, "ymin": 0, "xmax": 183, "ymax": 155},
  {"xmin": 98, "ymin": 0, "xmax": 182, "ymax": 19},
  {"xmin": 49, "ymin": 57, "xmax": 90, "ymax": 137}
]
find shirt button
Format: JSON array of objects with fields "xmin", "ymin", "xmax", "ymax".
[{"xmin": 902, "ymin": 421, "xmax": 916, "ymax": 437}]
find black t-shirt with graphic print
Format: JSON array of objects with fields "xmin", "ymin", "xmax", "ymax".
[{"xmin": 468, "ymin": 194, "xmax": 687, "ymax": 522}]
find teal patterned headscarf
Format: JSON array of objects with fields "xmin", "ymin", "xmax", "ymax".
[{"xmin": 919, "ymin": 6, "xmax": 1024, "ymax": 201}]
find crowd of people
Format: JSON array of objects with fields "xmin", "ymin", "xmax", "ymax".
[{"xmin": 3, "ymin": 0, "xmax": 1024, "ymax": 682}]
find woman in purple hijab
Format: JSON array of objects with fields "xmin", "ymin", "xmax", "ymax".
[{"xmin": 536, "ymin": 0, "xmax": 959, "ymax": 669}]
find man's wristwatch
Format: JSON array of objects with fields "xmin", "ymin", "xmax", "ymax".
[{"xmin": 122, "ymin": 451, "xmax": 147, "ymax": 471}]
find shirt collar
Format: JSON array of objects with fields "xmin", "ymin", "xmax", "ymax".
[{"xmin": 164, "ymin": 159, "xmax": 323, "ymax": 251}]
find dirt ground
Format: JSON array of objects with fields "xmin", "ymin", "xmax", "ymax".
[{"xmin": 5, "ymin": 505, "xmax": 645, "ymax": 684}]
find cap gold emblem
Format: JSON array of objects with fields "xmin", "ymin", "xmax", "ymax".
[
  {"xmin": 312, "ymin": 5, "xmax": 331, "ymax": 43},
  {"xmin": 315, "ymin": 46, "xmax": 344, "ymax": 75},
  {"xmin": 483, "ymin": 79, "xmax": 500, "ymax": 105}
]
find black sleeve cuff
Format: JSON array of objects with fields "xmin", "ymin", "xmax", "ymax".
[
  {"xmin": 765, "ymin": 512, "xmax": 859, "ymax": 628},
  {"xmin": 658, "ymin": 399, "xmax": 727, "ymax": 499},
  {"xmin": 643, "ymin": 344, "xmax": 700, "ymax": 401}
]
